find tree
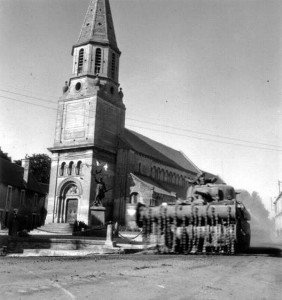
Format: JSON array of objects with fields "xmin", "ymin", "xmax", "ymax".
[
  {"xmin": 14, "ymin": 159, "xmax": 22, "ymax": 166},
  {"xmin": 237, "ymin": 190, "xmax": 270, "ymax": 219},
  {"xmin": 25, "ymin": 154, "xmax": 51, "ymax": 184},
  {"xmin": 237, "ymin": 189, "xmax": 274, "ymax": 239}
]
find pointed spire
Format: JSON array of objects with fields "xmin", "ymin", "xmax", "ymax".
[{"xmin": 75, "ymin": 0, "xmax": 120, "ymax": 53}]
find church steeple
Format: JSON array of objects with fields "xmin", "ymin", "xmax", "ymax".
[
  {"xmin": 75, "ymin": 0, "xmax": 119, "ymax": 53},
  {"xmin": 70, "ymin": 0, "xmax": 121, "ymax": 87}
]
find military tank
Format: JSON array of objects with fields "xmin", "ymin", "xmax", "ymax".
[{"xmin": 136, "ymin": 183, "xmax": 251, "ymax": 254}]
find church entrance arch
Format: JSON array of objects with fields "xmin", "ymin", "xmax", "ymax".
[{"xmin": 57, "ymin": 179, "xmax": 82, "ymax": 223}]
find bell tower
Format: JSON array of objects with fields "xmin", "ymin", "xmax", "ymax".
[
  {"xmin": 73, "ymin": 0, "xmax": 120, "ymax": 86},
  {"xmin": 46, "ymin": 0, "xmax": 125, "ymax": 225}
]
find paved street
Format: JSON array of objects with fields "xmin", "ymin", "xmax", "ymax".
[{"xmin": 0, "ymin": 242, "xmax": 281, "ymax": 300}]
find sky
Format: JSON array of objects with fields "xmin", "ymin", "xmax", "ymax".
[{"xmin": 0, "ymin": 0, "xmax": 281, "ymax": 213}]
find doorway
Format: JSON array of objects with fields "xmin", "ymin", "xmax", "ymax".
[{"xmin": 66, "ymin": 198, "xmax": 78, "ymax": 224}]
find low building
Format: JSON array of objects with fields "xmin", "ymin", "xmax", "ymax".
[{"xmin": 0, "ymin": 150, "xmax": 47, "ymax": 231}]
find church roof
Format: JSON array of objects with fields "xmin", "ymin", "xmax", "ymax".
[
  {"xmin": 131, "ymin": 173, "xmax": 190, "ymax": 200},
  {"xmin": 131, "ymin": 173, "xmax": 176, "ymax": 198},
  {"xmin": 119, "ymin": 129, "xmax": 201, "ymax": 175},
  {"xmin": 75, "ymin": 0, "xmax": 119, "ymax": 53}
]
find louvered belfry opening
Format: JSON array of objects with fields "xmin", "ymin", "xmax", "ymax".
[
  {"xmin": 78, "ymin": 49, "xmax": 84, "ymax": 73},
  {"xmin": 95, "ymin": 48, "xmax": 102, "ymax": 74}
]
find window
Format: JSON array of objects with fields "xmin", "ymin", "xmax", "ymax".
[
  {"xmin": 164, "ymin": 171, "xmax": 168, "ymax": 182},
  {"xmin": 77, "ymin": 49, "xmax": 84, "ymax": 73},
  {"xmin": 75, "ymin": 82, "xmax": 82, "ymax": 91},
  {"xmin": 172, "ymin": 174, "xmax": 176, "ymax": 185},
  {"xmin": 4, "ymin": 212, "xmax": 9, "ymax": 228},
  {"xmin": 160, "ymin": 169, "xmax": 164, "ymax": 181},
  {"xmin": 156, "ymin": 168, "xmax": 160, "ymax": 180},
  {"xmin": 168, "ymin": 172, "xmax": 172, "ymax": 184},
  {"xmin": 60, "ymin": 162, "xmax": 66, "ymax": 176},
  {"xmin": 75, "ymin": 161, "xmax": 82, "ymax": 175},
  {"xmin": 138, "ymin": 162, "xmax": 141, "ymax": 174},
  {"xmin": 34, "ymin": 193, "xmax": 38, "ymax": 210},
  {"xmin": 151, "ymin": 167, "xmax": 156, "ymax": 179},
  {"xmin": 130, "ymin": 193, "xmax": 138, "ymax": 205},
  {"xmin": 20, "ymin": 190, "xmax": 26, "ymax": 206},
  {"xmin": 68, "ymin": 161, "xmax": 74, "ymax": 176},
  {"xmin": 5, "ymin": 186, "xmax": 12, "ymax": 210},
  {"xmin": 150, "ymin": 198, "xmax": 156, "ymax": 207},
  {"xmin": 176, "ymin": 175, "xmax": 179, "ymax": 186},
  {"xmin": 180, "ymin": 176, "xmax": 184, "ymax": 187},
  {"xmin": 111, "ymin": 53, "xmax": 116, "ymax": 79},
  {"xmin": 0, "ymin": 210, "xmax": 3, "ymax": 228},
  {"xmin": 95, "ymin": 48, "xmax": 102, "ymax": 74}
]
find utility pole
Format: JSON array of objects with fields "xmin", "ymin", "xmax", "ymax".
[{"xmin": 278, "ymin": 180, "xmax": 282, "ymax": 194}]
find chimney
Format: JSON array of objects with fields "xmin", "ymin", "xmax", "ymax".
[{"xmin": 21, "ymin": 158, "xmax": 30, "ymax": 183}]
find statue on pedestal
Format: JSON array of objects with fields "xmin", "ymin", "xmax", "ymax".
[
  {"xmin": 89, "ymin": 160, "xmax": 112, "ymax": 207},
  {"xmin": 93, "ymin": 175, "xmax": 107, "ymax": 206}
]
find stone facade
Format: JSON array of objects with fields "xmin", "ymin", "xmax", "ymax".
[{"xmin": 46, "ymin": 0, "xmax": 125, "ymax": 226}]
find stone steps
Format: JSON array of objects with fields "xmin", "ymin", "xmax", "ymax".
[
  {"xmin": 30, "ymin": 223, "xmax": 74, "ymax": 235},
  {"xmin": 7, "ymin": 236, "xmax": 109, "ymax": 253},
  {"xmin": 7, "ymin": 247, "xmax": 124, "ymax": 257},
  {"xmin": 5, "ymin": 233, "xmax": 149, "ymax": 256}
]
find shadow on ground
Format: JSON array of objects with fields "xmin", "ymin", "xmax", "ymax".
[{"xmin": 242, "ymin": 238, "xmax": 282, "ymax": 257}]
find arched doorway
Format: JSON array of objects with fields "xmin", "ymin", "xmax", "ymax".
[{"xmin": 57, "ymin": 181, "xmax": 81, "ymax": 224}]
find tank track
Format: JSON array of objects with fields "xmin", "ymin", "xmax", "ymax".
[{"xmin": 138, "ymin": 204, "xmax": 242, "ymax": 255}]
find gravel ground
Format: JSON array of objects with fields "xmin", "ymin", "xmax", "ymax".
[{"xmin": 0, "ymin": 242, "xmax": 281, "ymax": 300}]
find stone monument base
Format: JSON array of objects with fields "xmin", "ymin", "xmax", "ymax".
[{"xmin": 90, "ymin": 206, "xmax": 106, "ymax": 227}]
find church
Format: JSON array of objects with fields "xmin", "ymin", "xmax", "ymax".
[{"xmin": 46, "ymin": 0, "xmax": 218, "ymax": 227}]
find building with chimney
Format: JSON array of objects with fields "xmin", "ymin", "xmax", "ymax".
[
  {"xmin": 46, "ymin": 0, "xmax": 219, "ymax": 227},
  {"xmin": 0, "ymin": 148, "xmax": 47, "ymax": 230}
]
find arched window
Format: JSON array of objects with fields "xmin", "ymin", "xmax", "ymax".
[
  {"xmin": 59, "ymin": 162, "xmax": 66, "ymax": 176},
  {"xmin": 172, "ymin": 173, "xmax": 176, "ymax": 185},
  {"xmin": 160, "ymin": 169, "xmax": 164, "ymax": 181},
  {"xmin": 75, "ymin": 161, "xmax": 82, "ymax": 175},
  {"xmin": 168, "ymin": 172, "xmax": 172, "ymax": 184},
  {"xmin": 68, "ymin": 161, "xmax": 74, "ymax": 176},
  {"xmin": 151, "ymin": 167, "xmax": 156, "ymax": 179},
  {"xmin": 95, "ymin": 48, "xmax": 102, "ymax": 74},
  {"xmin": 78, "ymin": 49, "xmax": 84, "ymax": 73},
  {"xmin": 164, "ymin": 171, "xmax": 168, "ymax": 182},
  {"xmin": 176, "ymin": 175, "xmax": 179, "ymax": 186},
  {"xmin": 180, "ymin": 176, "xmax": 184, "ymax": 187},
  {"xmin": 130, "ymin": 193, "xmax": 139, "ymax": 205},
  {"xmin": 150, "ymin": 198, "xmax": 156, "ymax": 207},
  {"xmin": 156, "ymin": 168, "xmax": 160, "ymax": 180},
  {"xmin": 111, "ymin": 53, "xmax": 116, "ymax": 79}
]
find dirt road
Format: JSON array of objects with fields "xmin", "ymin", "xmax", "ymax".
[{"xmin": 0, "ymin": 243, "xmax": 281, "ymax": 300}]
